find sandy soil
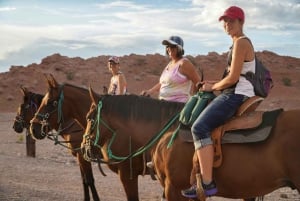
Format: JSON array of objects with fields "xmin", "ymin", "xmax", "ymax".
[{"xmin": 1, "ymin": 112, "xmax": 299, "ymax": 201}]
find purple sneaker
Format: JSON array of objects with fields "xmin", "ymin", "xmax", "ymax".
[
  {"xmin": 203, "ymin": 181, "xmax": 218, "ymax": 196},
  {"xmin": 181, "ymin": 184, "xmax": 197, "ymax": 198}
]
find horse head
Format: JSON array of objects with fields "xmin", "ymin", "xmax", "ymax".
[
  {"xmin": 30, "ymin": 74, "xmax": 62, "ymax": 140},
  {"xmin": 13, "ymin": 86, "xmax": 42, "ymax": 133}
]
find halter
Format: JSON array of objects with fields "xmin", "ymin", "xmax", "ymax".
[{"xmin": 82, "ymin": 98, "xmax": 180, "ymax": 164}]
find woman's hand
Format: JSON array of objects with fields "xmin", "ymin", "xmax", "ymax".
[
  {"xmin": 200, "ymin": 82, "xmax": 214, "ymax": 92},
  {"xmin": 140, "ymin": 90, "xmax": 151, "ymax": 97}
]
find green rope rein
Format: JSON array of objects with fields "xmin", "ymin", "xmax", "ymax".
[
  {"xmin": 57, "ymin": 84, "xmax": 64, "ymax": 124},
  {"xmin": 93, "ymin": 100, "xmax": 180, "ymax": 161}
]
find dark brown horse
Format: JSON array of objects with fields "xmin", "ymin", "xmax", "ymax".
[
  {"xmin": 13, "ymin": 87, "xmax": 41, "ymax": 157},
  {"xmin": 29, "ymin": 75, "xmax": 156, "ymax": 201},
  {"xmin": 16, "ymin": 86, "xmax": 100, "ymax": 201},
  {"xmin": 82, "ymin": 87, "xmax": 300, "ymax": 201}
]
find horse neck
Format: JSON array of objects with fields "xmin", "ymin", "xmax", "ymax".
[
  {"xmin": 23, "ymin": 93, "xmax": 44, "ymax": 125},
  {"xmin": 62, "ymin": 85, "xmax": 91, "ymax": 127}
]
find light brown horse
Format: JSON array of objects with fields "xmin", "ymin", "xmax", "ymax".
[
  {"xmin": 16, "ymin": 86, "xmax": 101, "ymax": 201},
  {"xmin": 29, "ymin": 75, "xmax": 157, "ymax": 201},
  {"xmin": 82, "ymin": 87, "xmax": 300, "ymax": 201}
]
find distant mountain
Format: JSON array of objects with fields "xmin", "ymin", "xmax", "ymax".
[{"xmin": 1, "ymin": 51, "xmax": 300, "ymax": 112}]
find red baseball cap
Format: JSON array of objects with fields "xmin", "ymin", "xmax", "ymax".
[{"xmin": 219, "ymin": 6, "xmax": 245, "ymax": 21}]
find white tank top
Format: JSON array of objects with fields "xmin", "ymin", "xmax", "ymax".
[
  {"xmin": 108, "ymin": 72, "xmax": 127, "ymax": 95},
  {"xmin": 234, "ymin": 59, "xmax": 256, "ymax": 97}
]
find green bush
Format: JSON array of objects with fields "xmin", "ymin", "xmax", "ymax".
[
  {"xmin": 282, "ymin": 77, "xmax": 292, "ymax": 86},
  {"xmin": 66, "ymin": 72, "xmax": 74, "ymax": 80}
]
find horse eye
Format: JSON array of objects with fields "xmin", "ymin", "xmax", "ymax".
[
  {"xmin": 88, "ymin": 119, "xmax": 94, "ymax": 125},
  {"xmin": 53, "ymin": 101, "xmax": 58, "ymax": 107}
]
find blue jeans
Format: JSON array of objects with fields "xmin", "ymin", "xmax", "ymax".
[{"xmin": 191, "ymin": 92, "xmax": 247, "ymax": 150}]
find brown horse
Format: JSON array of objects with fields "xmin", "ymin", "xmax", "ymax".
[
  {"xmin": 29, "ymin": 75, "xmax": 157, "ymax": 201},
  {"xmin": 82, "ymin": 87, "xmax": 300, "ymax": 201},
  {"xmin": 16, "ymin": 86, "xmax": 101, "ymax": 201}
]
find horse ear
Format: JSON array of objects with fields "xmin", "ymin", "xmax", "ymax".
[
  {"xmin": 198, "ymin": 67, "xmax": 204, "ymax": 82},
  {"xmin": 89, "ymin": 86, "xmax": 97, "ymax": 104},
  {"xmin": 20, "ymin": 86, "xmax": 28, "ymax": 96},
  {"xmin": 44, "ymin": 74, "xmax": 52, "ymax": 89},
  {"xmin": 103, "ymin": 86, "xmax": 108, "ymax": 95},
  {"xmin": 49, "ymin": 74, "xmax": 59, "ymax": 88}
]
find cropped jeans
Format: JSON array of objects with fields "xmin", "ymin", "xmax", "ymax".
[{"xmin": 191, "ymin": 91, "xmax": 247, "ymax": 150}]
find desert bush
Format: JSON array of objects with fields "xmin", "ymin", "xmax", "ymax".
[
  {"xmin": 66, "ymin": 71, "xmax": 74, "ymax": 80},
  {"xmin": 282, "ymin": 77, "xmax": 292, "ymax": 86},
  {"xmin": 16, "ymin": 135, "xmax": 24, "ymax": 143}
]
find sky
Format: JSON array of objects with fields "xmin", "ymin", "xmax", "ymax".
[{"xmin": 0, "ymin": 0, "xmax": 300, "ymax": 73}]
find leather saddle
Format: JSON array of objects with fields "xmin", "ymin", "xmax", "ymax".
[{"xmin": 178, "ymin": 96, "xmax": 283, "ymax": 167}]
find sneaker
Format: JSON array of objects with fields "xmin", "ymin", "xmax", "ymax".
[
  {"xmin": 181, "ymin": 184, "xmax": 197, "ymax": 198},
  {"xmin": 203, "ymin": 181, "xmax": 217, "ymax": 196}
]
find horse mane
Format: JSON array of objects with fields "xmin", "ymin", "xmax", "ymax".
[
  {"xmin": 101, "ymin": 94, "xmax": 184, "ymax": 123},
  {"xmin": 63, "ymin": 83, "xmax": 89, "ymax": 94},
  {"xmin": 25, "ymin": 92, "xmax": 44, "ymax": 105},
  {"xmin": 59, "ymin": 83, "xmax": 184, "ymax": 123}
]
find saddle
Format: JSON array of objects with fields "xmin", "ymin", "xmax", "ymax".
[{"xmin": 178, "ymin": 96, "xmax": 283, "ymax": 167}]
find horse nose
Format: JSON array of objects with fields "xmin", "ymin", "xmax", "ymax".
[{"xmin": 13, "ymin": 124, "xmax": 23, "ymax": 133}]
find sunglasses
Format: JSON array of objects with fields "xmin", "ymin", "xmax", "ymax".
[
  {"xmin": 166, "ymin": 45, "xmax": 177, "ymax": 49},
  {"xmin": 108, "ymin": 61, "xmax": 118, "ymax": 64}
]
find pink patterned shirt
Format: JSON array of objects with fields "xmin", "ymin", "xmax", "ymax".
[{"xmin": 159, "ymin": 58, "xmax": 192, "ymax": 103}]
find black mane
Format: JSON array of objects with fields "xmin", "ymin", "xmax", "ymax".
[{"xmin": 101, "ymin": 94, "xmax": 184, "ymax": 123}]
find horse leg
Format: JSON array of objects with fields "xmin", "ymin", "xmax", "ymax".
[
  {"xmin": 161, "ymin": 189, "xmax": 166, "ymax": 201},
  {"xmin": 164, "ymin": 181, "xmax": 191, "ymax": 201},
  {"xmin": 119, "ymin": 170, "xmax": 139, "ymax": 201},
  {"xmin": 77, "ymin": 154, "xmax": 100, "ymax": 201}
]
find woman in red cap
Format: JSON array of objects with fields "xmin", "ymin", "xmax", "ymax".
[
  {"xmin": 107, "ymin": 56, "xmax": 127, "ymax": 95},
  {"xmin": 182, "ymin": 6, "xmax": 256, "ymax": 198}
]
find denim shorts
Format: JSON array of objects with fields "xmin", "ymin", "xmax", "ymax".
[{"xmin": 191, "ymin": 92, "xmax": 247, "ymax": 150}]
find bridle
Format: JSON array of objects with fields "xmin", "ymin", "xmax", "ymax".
[
  {"xmin": 30, "ymin": 84, "xmax": 66, "ymax": 138},
  {"xmin": 29, "ymin": 84, "xmax": 84, "ymax": 149},
  {"xmin": 14, "ymin": 94, "xmax": 39, "ymax": 129}
]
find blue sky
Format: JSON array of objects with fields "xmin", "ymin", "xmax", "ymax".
[{"xmin": 0, "ymin": 0, "xmax": 299, "ymax": 72}]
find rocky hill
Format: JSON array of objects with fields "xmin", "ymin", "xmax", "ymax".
[{"xmin": 1, "ymin": 51, "xmax": 300, "ymax": 112}]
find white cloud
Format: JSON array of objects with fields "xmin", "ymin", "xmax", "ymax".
[
  {"xmin": 0, "ymin": 6, "xmax": 16, "ymax": 11},
  {"xmin": 0, "ymin": 0, "xmax": 299, "ymax": 72}
]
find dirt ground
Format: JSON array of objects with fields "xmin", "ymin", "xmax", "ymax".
[{"xmin": 1, "ymin": 112, "xmax": 300, "ymax": 201}]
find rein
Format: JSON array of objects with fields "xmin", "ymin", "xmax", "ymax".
[
  {"xmin": 83, "ymin": 99, "xmax": 180, "ymax": 165},
  {"xmin": 46, "ymin": 120, "xmax": 84, "ymax": 152}
]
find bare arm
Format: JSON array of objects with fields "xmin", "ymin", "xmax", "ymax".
[
  {"xmin": 117, "ymin": 74, "xmax": 127, "ymax": 95},
  {"xmin": 140, "ymin": 82, "xmax": 161, "ymax": 96},
  {"xmin": 179, "ymin": 59, "xmax": 202, "ymax": 94},
  {"xmin": 203, "ymin": 38, "xmax": 254, "ymax": 92}
]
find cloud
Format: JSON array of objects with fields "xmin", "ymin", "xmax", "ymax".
[
  {"xmin": 0, "ymin": 6, "xmax": 16, "ymax": 11},
  {"xmin": 0, "ymin": 0, "xmax": 299, "ymax": 73}
]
